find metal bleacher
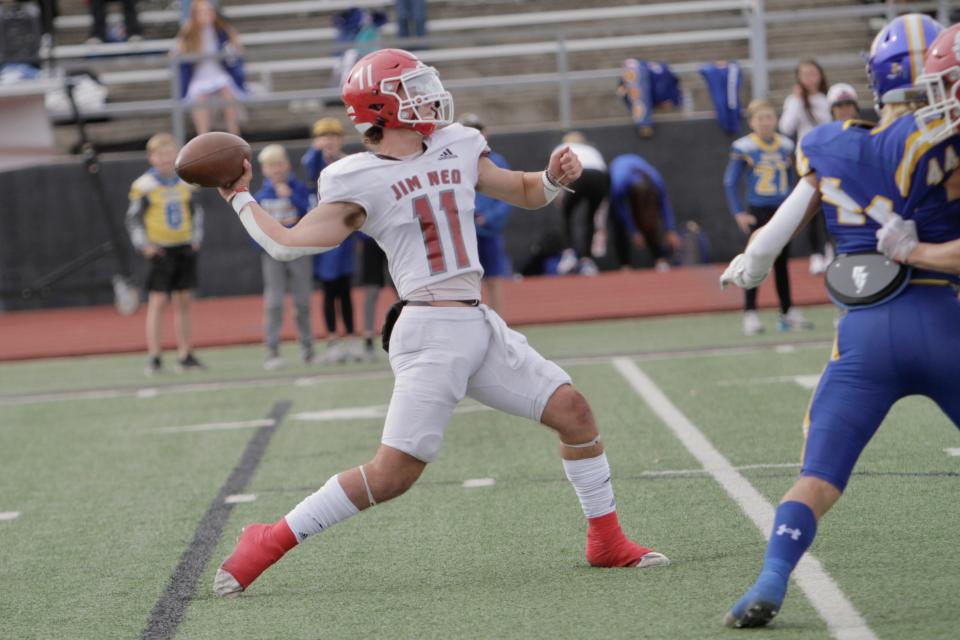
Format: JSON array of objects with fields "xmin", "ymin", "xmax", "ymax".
[{"xmin": 31, "ymin": 0, "xmax": 960, "ymax": 150}]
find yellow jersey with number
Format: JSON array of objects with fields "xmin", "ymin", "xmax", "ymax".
[{"xmin": 126, "ymin": 169, "xmax": 204, "ymax": 249}]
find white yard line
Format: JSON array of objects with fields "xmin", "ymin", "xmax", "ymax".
[
  {"xmin": 613, "ymin": 358, "xmax": 878, "ymax": 640},
  {"xmin": 0, "ymin": 340, "xmax": 831, "ymax": 408},
  {"xmin": 0, "ymin": 511, "xmax": 21, "ymax": 521},
  {"xmin": 292, "ymin": 402, "xmax": 492, "ymax": 422},
  {"xmin": 224, "ymin": 494, "xmax": 257, "ymax": 504},
  {"xmin": 945, "ymin": 448, "xmax": 960, "ymax": 457},
  {"xmin": 150, "ymin": 402, "xmax": 492, "ymax": 435}
]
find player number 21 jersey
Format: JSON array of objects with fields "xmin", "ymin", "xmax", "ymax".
[{"xmin": 317, "ymin": 123, "xmax": 489, "ymax": 299}]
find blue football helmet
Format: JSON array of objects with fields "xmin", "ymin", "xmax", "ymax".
[{"xmin": 866, "ymin": 13, "xmax": 944, "ymax": 105}]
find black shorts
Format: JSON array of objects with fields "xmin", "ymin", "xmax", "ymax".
[
  {"xmin": 360, "ymin": 236, "xmax": 389, "ymax": 287},
  {"xmin": 146, "ymin": 244, "xmax": 198, "ymax": 293}
]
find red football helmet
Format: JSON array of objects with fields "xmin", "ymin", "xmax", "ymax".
[
  {"xmin": 915, "ymin": 23, "xmax": 960, "ymax": 144},
  {"xmin": 341, "ymin": 48, "xmax": 453, "ymax": 137}
]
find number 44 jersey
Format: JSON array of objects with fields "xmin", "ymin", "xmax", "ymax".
[
  {"xmin": 796, "ymin": 115, "xmax": 960, "ymax": 256},
  {"xmin": 318, "ymin": 123, "xmax": 489, "ymax": 299}
]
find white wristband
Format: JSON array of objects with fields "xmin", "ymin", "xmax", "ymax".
[
  {"xmin": 542, "ymin": 171, "xmax": 561, "ymax": 204},
  {"xmin": 231, "ymin": 191, "xmax": 256, "ymax": 216}
]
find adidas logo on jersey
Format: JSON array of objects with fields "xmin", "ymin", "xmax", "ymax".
[{"xmin": 438, "ymin": 148, "xmax": 457, "ymax": 160}]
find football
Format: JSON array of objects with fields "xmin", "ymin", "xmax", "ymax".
[{"xmin": 174, "ymin": 132, "xmax": 252, "ymax": 188}]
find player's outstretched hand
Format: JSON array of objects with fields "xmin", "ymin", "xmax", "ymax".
[
  {"xmin": 720, "ymin": 253, "xmax": 767, "ymax": 290},
  {"xmin": 548, "ymin": 146, "xmax": 582, "ymax": 187},
  {"xmin": 217, "ymin": 159, "xmax": 253, "ymax": 202},
  {"xmin": 876, "ymin": 213, "xmax": 918, "ymax": 262}
]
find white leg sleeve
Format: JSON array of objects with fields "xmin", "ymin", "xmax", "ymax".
[
  {"xmin": 284, "ymin": 474, "xmax": 359, "ymax": 542},
  {"xmin": 562, "ymin": 453, "xmax": 617, "ymax": 519}
]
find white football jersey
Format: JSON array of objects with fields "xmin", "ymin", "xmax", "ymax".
[{"xmin": 318, "ymin": 123, "xmax": 489, "ymax": 299}]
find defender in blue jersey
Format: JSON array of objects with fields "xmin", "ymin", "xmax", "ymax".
[
  {"xmin": 720, "ymin": 14, "xmax": 959, "ymax": 629},
  {"xmin": 723, "ymin": 98, "xmax": 810, "ymax": 334}
]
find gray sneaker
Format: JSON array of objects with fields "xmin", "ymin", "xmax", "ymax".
[{"xmin": 320, "ymin": 342, "xmax": 346, "ymax": 364}]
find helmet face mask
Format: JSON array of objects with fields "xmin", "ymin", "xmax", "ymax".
[
  {"xmin": 382, "ymin": 66, "xmax": 454, "ymax": 131},
  {"xmin": 913, "ymin": 23, "xmax": 960, "ymax": 144},
  {"xmin": 915, "ymin": 65, "xmax": 960, "ymax": 144}
]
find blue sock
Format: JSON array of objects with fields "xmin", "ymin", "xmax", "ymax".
[
  {"xmin": 730, "ymin": 501, "xmax": 818, "ymax": 617},
  {"xmin": 757, "ymin": 501, "xmax": 819, "ymax": 600}
]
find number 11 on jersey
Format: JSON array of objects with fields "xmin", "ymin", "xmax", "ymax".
[{"xmin": 412, "ymin": 189, "xmax": 470, "ymax": 275}]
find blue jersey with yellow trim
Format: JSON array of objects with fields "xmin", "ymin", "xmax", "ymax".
[
  {"xmin": 793, "ymin": 114, "xmax": 960, "ymax": 495},
  {"xmin": 723, "ymin": 133, "xmax": 794, "ymax": 213},
  {"xmin": 797, "ymin": 116, "xmax": 960, "ymax": 257}
]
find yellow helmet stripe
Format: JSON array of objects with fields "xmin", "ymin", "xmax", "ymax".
[{"xmin": 905, "ymin": 14, "xmax": 927, "ymax": 83}]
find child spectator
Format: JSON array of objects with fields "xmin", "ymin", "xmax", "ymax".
[
  {"xmin": 125, "ymin": 133, "xmax": 205, "ymax": 375},
  {"xmin": 301, "ymin": 117, "xmax": 345, "ymax": 183},
  {"xmin": 724, "ymin": 99, "xmax": 812, "ymax": 336},
  {"xmin": 301, "ymin": 119, "xmax": 360, "ymax": 363},
  {"xmin": 607, "ymin": 153, "xmax": 681, "ymax": 271},
  {"xmin": 460, "ymin": 113, "xmax": 513, "ymax": 311},
  {"xmin": 780, "ymin": 59, "xmax": 832, "ymax": 274},
  {"xmin": 175, "ymin": 0, "xmax": 244, "ymax": 135},
  {"xmin": 827, "ymin": 83, "xmax": 860, "ymax": 122},
  {"xmin": 255, "ymin": 144, "xmax": 316, "ymax": 369},
  {"xmin": 553, "ymin": 131, "xmax": 608, "ymax": 276}
]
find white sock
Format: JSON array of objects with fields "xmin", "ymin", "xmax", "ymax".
[
  {"xmin": 284, "ymin": 474, "xmax": 359, "ymax": 543},
  {"xmin": 562, "ymin": 453, "xmax": 616, "ymax": 519}
]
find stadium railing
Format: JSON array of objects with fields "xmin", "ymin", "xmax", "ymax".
[{"xmin": 31, "ymin": 0, "xmax": 960, "ymax": 144}]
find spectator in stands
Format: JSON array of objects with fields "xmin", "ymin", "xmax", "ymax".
[
  {"xmin": 87, "ymin": 0, "xmax": 142, "ymax": 43},
  {"xmin": 554, "ymin": 131, "xmax": 608, "ymax": 276},
  {"xmin": 724, "ymin": 99, "xmax": 812, "ymax": 336},
  {"xmin": 460, "ymin": 113, "xmax": 513, "ymax": 311},
  {"xmin": 607, "ymin": 153, "xmax": 681, "ymax": 272},
  {"xmin": 827, "ymin": 82, "xmax": 860, "ymax": 121},
  {"xmin": 175, "ymin": 0, "xmax": 245, "ymax": 135},
  {"xmin": 180, "ymin": 0, "xmax": 219, "ymax": 25},
  {"xmin": 255, "ymin": 144, "xmax": 315, "ymax": 370},
  {"xmin": 779, "ymin": 59, "xmax": 832, "ymax": 275},
  {"xmin": 125, "ymin": 133, "xmax": 205, "ymax": 375},
  {"xmin": 395, "ymin": 0, "xmax": 427, "ymax": 39}
]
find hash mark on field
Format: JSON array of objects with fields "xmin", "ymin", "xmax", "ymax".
[
  {"xmin": 775, "ymin": 345, "xmax": 797, "ymax": 353},
  {"xmin": 945, "ymin": 448, "xmax": 960, "ymax": 457},
  {"xmin": 224, "ymin": 494, "xmax": 257, "ymax": 504},
  {"xmin": 0, "ymin": 511, "xmax": 21, "ymax": 521},
  {"xmin": 463, "ymin": 478, "xmax": 496, "ymax": 488},
  {"xmin": 639, "ymin": 462, "xmax": 798, "ymax": 477},
  {"xmin": 137, "ymin": 388, "xmax": 159, "ymax": 399},
  {"xmin": 613, "ymin": 358, "xmax": 877, "ymax": 640},
  {"xmin": 153, "ymin": 418, "xmax": 276, "ymax": 434},
  {"xmin": 719, "ymin": 374, "xmax": 821, "ymax": 390}
]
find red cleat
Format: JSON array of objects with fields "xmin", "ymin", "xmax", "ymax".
[
  {"xmin": 213, "ymin": 518, "xmax": 297, "ymax": 597},
  {"xmin": 585, "ymin": 512, "xmax": 670, "ymax": 568}
]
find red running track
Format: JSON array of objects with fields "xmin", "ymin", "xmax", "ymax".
[{"xmin": 0, "ymin": 259, "xmax": 829, "ymax": 361}]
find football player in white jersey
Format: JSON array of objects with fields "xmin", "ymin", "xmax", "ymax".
[{"xmin": 212, "ymin": 48, "xmax": 669, "ymax": 597}]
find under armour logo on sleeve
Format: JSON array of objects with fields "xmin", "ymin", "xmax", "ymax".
[{"xmin": 775, "ymin": 524, "xmax": 802, "ymax": 541}]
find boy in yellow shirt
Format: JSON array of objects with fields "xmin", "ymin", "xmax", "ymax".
[{"xmin": 126, "ymin": 133, "xmax": 206, "ymax": 375}]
